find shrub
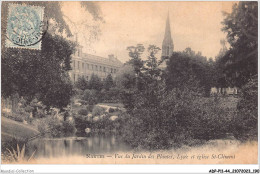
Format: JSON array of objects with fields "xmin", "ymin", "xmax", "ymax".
[
  {"xmin": 93, "ymin": 117, "xmax": 111, "ymax": 130},
  {"xmin": 74, "ymin": 115, "xmax": 92, "ymax": 135},
  {"xmin": 233, "ymin": 75, "xmax": 258, "ymax": 140},
  {"xmin": 78, "ymin": 99, "xmax": 88, "ymax": 105},
  {"xmin": 92, "ymin": 106, "xmax": 105, "ymax": 116},
  {"xmin": 36, "ymin": 116, "xmax": 59, "ymax": 134},
  {"xmin": 119, "ymin": 85, "xmax": 234, "ymax": 150},
  {"xmin": 1, "ymin": 137, "xmax": 30, "ymax": 163},
  {"xmin": 108, "ymin": 108, "xmax": 115, "ymax": 113},
  {"xmin": 62, "ymin": 121, "xmax": 76, "ymax": 136},
  {"xmin": 78, "ymin": 109, "xmax": 88, "ymax": 116},
  {"xmin": 81, "ymin": 89, "xmax": 99, "ymax": 105},
  {"xmin": 101, "ymin": 87, "xmax": 121, "ymax": 103},
  {"xmin": 36, "ymin": 116, "xmax": 76, "ymax": 137},
  {"xmin": 188, "ymin": 97, "xmax": 234, "ymax": 140},
  {"xmin": 75, "ymin": 76, "xmax": 88, "ymax": 91},
  {"xmin": 86, "ymin": 105, "xmax": 94, "ymax": 112},
  {"xmin": 3, "ymin": 109, "xmax": 29, "ymax": 123}
]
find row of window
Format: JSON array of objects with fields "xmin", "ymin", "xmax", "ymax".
[{"xmin": 72, "ymin": 60, "xmax": 117, "ymax": 73}]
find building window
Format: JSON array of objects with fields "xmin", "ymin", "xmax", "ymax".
[
  {"xmin": 87, "ymin": 64, "xmax": 89, "ymax": 69},
  {"xmin": 82, "ymin": 62, "xmax": 84, "ymax": 70},
  {"xmin": 114, "ymin": 69, "xmax": 116, "ymax": 73},
  {"xmin": 86, "ymin": 76, "xmax": 88, "ymax": 81},
  {"xmin": 111, "ymin": 68, "xmax": 113, "ymax": 73},
  {"xmin": 100, "ymin": 66, "xmax": 102, "ymax": 71},
  {"xmin": 95, "ymin": 65, "xmax": 98, "ymax": 71},
  {"xmin": 103, "ymin": 67, "xmax": 106, "ymax": 72},
  {"xmin": 91, "ymin": 64, "xmax": 93, "ymax": 70}
]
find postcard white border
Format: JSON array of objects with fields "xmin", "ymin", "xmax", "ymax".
[{"xmin": 0, "ymin": 0, "xmax": 259, "ymax": 173}]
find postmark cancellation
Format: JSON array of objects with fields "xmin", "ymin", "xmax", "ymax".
[{"xmin": 5, "ymin": 3, "xmax": 45, "ymax": 50}]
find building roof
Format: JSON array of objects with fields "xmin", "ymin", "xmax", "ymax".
[{"xmin": 74, "ymin": 53, "xmax": 123, "ymax": 67}]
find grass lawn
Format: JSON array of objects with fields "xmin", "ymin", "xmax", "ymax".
[
  {"xmin": 197, "ymin": 96, "xmax": 239, "ymax": 109},
  {"xmin": 1, "ymin": 116, "xmax": 39, "ymax": 142},
  {"xmin": 218, "ymin": 96, "xmax": 239, "ymax": 109}
]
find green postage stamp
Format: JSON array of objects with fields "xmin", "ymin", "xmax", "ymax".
[{"xmin": 6, "ymin": 3, "xmax": 45, "ymax": 50}]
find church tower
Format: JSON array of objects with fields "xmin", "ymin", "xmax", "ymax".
[{"xmin": 161, "ymin": 12, "xmax": 174, "ymax": 58}]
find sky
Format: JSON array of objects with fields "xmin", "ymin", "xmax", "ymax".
[{"xmin": 62, "ymin": 1, "xmax": 236, "ymax": 63}]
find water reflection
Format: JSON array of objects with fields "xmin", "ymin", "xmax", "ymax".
[{"xmin": 29, "ymin": 134, "xmax": 130, "ymax": 158}]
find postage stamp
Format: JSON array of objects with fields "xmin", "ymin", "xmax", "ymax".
[{"xmin": 5, "ymin": 4, "xmax": 45, "ymax": 50}]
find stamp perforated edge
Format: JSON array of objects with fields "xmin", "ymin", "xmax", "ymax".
[{"xmin": 5, "ymin": 3, "xmax": 45, "ymax": 50}]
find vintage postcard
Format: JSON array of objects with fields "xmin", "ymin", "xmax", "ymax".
[{"xmin": 1, "ymin": 0, "xmax": 258, "ymax": 170}]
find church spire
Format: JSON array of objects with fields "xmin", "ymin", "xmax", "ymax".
[{"xmin": 162, "ymin": 12, "xmax": 174, "ymax": 58}]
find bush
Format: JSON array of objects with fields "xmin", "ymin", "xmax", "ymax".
[
  {"xmin": 119, "ymin": 85, "xmax": 234, "ymax": 150},
  {"xmin": 86, "ymin": 105, "xmax": 94, "ymax": 112},
  {"xmin": 1, "ymin": 137, "xmax": 29, "ymax": 163},
  {"xmin": 108, "ymin": 108, "xmax": 115, "ymax": 113},
  {"xmin": 74, "ymin": 115, "xmax": 92, "ymax": 135},
  {"xmin": 77, "ymin": 99, "xmax": 88, "ymax": 106},
  {"xmin": 81, "ymin": 89, "xmax": 99, "ymax": 105},
  {"xmin": 36, "ymin": 116, "xmax": 76, "ymax": 137},
  {"xmin": 78, "ymin": 109, "xmax": 88, "ymax": 116},
  {"xmin": 188, "ymin": 97, "xmax": 234, "ymax": 140},
  {"xmin": 75, "ymin": 76, "xmax": 88, "ymax": 91},
  {"xmin": 233, "ymin": 75, "xmax": 257, "ymax": 140},
  {"xmin": 92, "ymin": 106, "xmax": 105, "ymax": 116},
  {"xmin": 93, "ymin": 117, "xmax": 111, "ymax": 130},
  {"xmin": 62, "ymin": 121, "xmax": 76, "ymax": 136},
  {"xmin": 2, "ymin": 109, "xmax": 30, "ymax": 123},
  {"xmin": 101, "ymin": 87, "xmax": 121, "ymax": 103}
]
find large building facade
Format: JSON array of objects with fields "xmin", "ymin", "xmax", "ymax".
[{"xmin": 69, "ymin": 45, "xmax": 123, "ymax": 83}]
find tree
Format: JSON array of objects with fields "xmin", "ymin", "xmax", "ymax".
[
  {"xmin": 2, "ymin": 33, "xmax": 75, "ymax": 109},
  {"xmin": 88, "ymin": 74, "xmax": 102, "ymax": 91},
  {"xmin": 213, "ymin": 40, "xmax": 229, "ymax": 88},
  {"xmin": 221, "ymin": 1, "xmax": 257, "ymax": 87},
  {"xmin": 165, "ymin": 49, "xmax": 212, "ymax": 96},
  {"xmin": 126, "ymin": 44, "xmax": 145, "ymax": 76},
  {"xmin": 144, "ymin": 45, "xmax": 162, "ymax": 79},
  {"xmin": 103, "ymin": 74, "xmax": 114, "ymax": 90},
  {"xmin": 115, "ymin": 64, "xmax": 136, "ymax": 89},
  {"xmin": 220, "ymin": 2, "xmax": 258, "ymax": 140},
  {"xmin": 75, "ymin": 76, "xmax": 88, "ymax": 91},
  {"xmin": 1, "ymin": 1, "xmax": 102, "ymax": 40},
  {"xmin": 1, "ymin": 2, "xmax": 103, "ymax": 109},
  {"xmin": 81, "ymin": 89, "xmax": 99, "ymax": 105},
  {"xmin": 233, "ymin": 75, "xmax": 258, "ymax": 140}
]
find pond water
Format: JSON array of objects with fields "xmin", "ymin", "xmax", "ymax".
[{"xmin": 28, "ymin": 134, "xmax": 131, "ymax": 158}]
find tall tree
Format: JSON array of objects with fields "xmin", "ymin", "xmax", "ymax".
[
  {"xmin": 165, "ymin": 48, "xmax": 212, "ymax": 96},
  {"xmin": 103, "ymin": 74, "xmax": 114, "ymax": 90},
  {"xmin": 126, "ymin": 44, "xmax": 145, "ymax": 76},
  {"xmin": 213, "ymin": 39, "xmax": 229, "ymax": 88},
  {"xmin": 1, "ymin": 2, "xmax": 103, "ymax": 109},
  {"xmin": 115, "ymin": 64, "xmax": 136, "ymax": 89},
  {"xmin": 2, "ymin": 33, "xmax": 75, "ymax": 109},
  {"xmin": 221, "ymin": 1, "xmax": 258, "ymax": 87},
  {"xmin": 144, "ymin": 45, "xmax": 161, "ymax": 79},
  {"xmin": 88, "ymin": 74, "xmax": 102, "ymax": 91},
  {"xmin": 75, "ymin": 76, "xmax": 88, "ymax": 91}
]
